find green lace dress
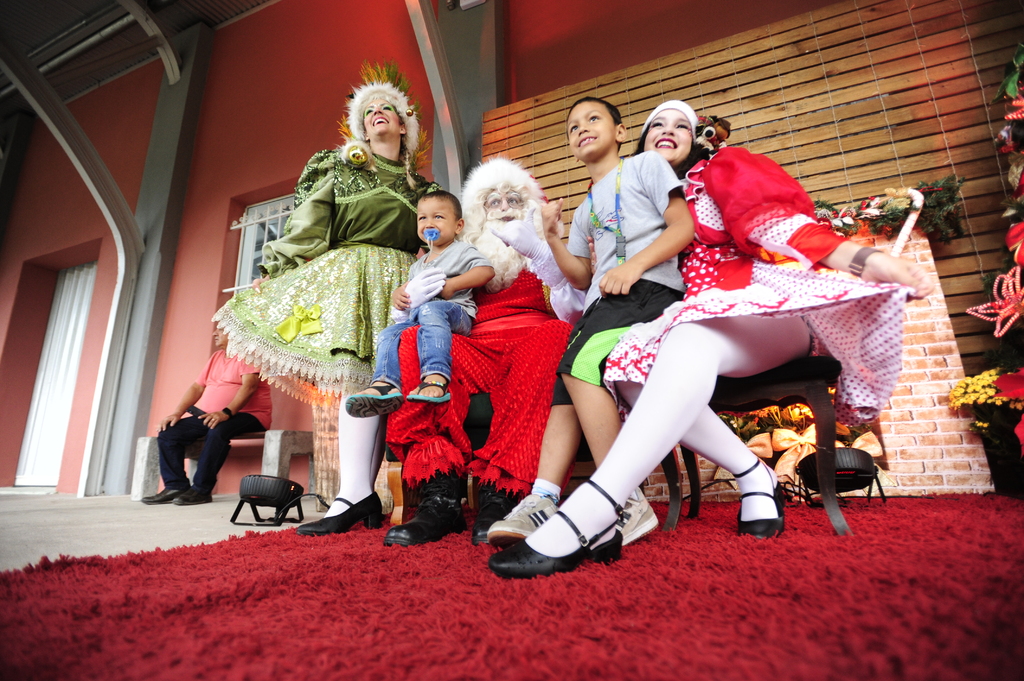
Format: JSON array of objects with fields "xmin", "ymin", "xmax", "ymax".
[{"xmin": 214, "ymin": 150, "xmax": 439, "ymax": 403}]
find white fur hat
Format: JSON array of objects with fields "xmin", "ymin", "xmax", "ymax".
[
  {"xmin": 346, "ymin": 80, "xmax": 420, "ymax": 160},
  {"xmin": 640, "ymin": 100, "xmax": 699, "ymax": 141},
  {"xmin": 461, "ymin": 157, "xmax": 545, "ymax": 208},
  {"xmin": 459, "ymin": 157, "xmax": 547, "ymax": 293}
]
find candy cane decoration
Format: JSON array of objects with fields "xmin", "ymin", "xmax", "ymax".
[{"xmin": 889, "ymin": 188, "xmax": 924, "ymax": 257}]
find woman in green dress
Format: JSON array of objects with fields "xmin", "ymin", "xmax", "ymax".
[{"xmin": 214, "ymin": 66, "xmax": 439, "ymax": 528}]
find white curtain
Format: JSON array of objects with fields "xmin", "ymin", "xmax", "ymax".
[{"xmin": 16, "ymin": 262, "xmax": 97, "ymax": 486}]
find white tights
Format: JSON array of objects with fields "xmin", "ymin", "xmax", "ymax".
[
  {"xmin": 527, "ymin": 315, "xmax": 812, "ymax": 557},
  {"xmin": 324, "ymin": 407, "xmax": 386, "ymax": 518}
]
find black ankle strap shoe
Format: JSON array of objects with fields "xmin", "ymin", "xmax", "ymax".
[{"xmin": 488, "ymin": 480, "xmax": 624, "ymax": 579}]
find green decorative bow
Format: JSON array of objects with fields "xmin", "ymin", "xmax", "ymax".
[{"xmin": 276, "ymin": 304, "xmax": 323, "ymax": 342}]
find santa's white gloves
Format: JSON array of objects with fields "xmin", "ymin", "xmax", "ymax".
[
  {"xmin": 391, "ymin": 267, "xmax": 447, "ymax": 323},
  {"xmin": 489, "ymin": 208, "xmax": 565, "ymax": 288},
  {"xmin": 490, "ymin": 208, "xmax": 546, "ymax": 260},
  {"xmin": 489, "ymin": 207, "xmax": 585, "ymax": 323}
]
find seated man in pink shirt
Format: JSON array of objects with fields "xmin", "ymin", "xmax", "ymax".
[{"xmin": 142, "ymin": 328, "xmax": 273, "ymax": 506}]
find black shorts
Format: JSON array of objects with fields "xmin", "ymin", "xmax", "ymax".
[{"xmin": 551, "ymin": 280, "xmax": 683, "ymax": 403}]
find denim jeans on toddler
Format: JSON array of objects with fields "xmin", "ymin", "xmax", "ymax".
[{"xmin": 373, "ymin": 300, "xmax": 473, "ymax": 388}]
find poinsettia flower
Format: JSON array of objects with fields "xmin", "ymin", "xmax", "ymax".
[{"xmin": 993, "ymin": 370, "xmax": 1024, "ymax": 398}]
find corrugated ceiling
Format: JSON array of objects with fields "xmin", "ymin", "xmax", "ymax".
[{"xmin": 0, "ymin": 0, "xmax": 280, "ymax": 123}]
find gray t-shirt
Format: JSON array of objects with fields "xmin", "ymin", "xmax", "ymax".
[
  {"xmin": 408, "ymin": 239, "xmax": 492, "ymax": 318},
  {"xmin": 568, "ymin": 151, "xmax": 685, "ymax": 310}
]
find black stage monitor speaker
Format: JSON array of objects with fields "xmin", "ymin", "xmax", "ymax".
[
  {"xmin": 797, "ymin": 447, "xmax": 886, "ymax": 501},
  {"xmin": 230, "ymin": 474, "xmax": 305, "ymax": 526}
]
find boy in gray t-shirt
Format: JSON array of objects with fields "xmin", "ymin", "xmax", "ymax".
[
  {"xmin": 540, "ymin": 96, "xmax": 694, "ymax": 513},
  {"xmin": 346, "ymin": 191, "xmax": 494, "ymax": 417},
  {"xmin": 568, "ymin": 149, "xmax": 686, "ymax": 311}
]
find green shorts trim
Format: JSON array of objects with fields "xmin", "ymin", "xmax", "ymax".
[{"xmin": 569, "ymin": 327, "xmax": 631, "ymax": 385}]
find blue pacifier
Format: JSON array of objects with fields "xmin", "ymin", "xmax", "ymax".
[{"xmin": 424, "ymin": 228, "xmax": 440, "ymax": 245}]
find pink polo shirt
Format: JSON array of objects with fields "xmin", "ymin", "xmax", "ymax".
[{"xmin": 194, "ymin": 350, "xmax": 272, "ymax": 429}]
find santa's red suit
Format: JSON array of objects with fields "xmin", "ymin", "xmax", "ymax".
[{"xmin": 387, "ymin": 270, "xmax": 570, "ymax": 497}]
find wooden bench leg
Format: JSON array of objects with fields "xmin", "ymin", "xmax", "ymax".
[{"xmin": 387, "ymin": 461, "xmax": 408, "ymax": 526}]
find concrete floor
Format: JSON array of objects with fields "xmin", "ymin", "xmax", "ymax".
[{"xmin": 0, "ymin": 488, "xmax": 326, "ymax": 572}]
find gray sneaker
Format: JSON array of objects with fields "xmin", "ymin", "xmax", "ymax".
[
  {"xmin": 619, "ymin": 491, "xmax": 658, "ymax": 546},
  {"xmin": 486, "ymin": 493, "xmax": 557, "ymax": 547}
]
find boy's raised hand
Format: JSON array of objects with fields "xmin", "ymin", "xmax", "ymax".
[
  {"xmin": 599, "ymin": 261, "xmax": 644, "ymax": 297},
  {"xmin": 540, "ymin": 198, "xmax": 565, "ymax": 243}
]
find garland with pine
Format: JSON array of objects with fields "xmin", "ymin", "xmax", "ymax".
[{"xmin": 813, "ymin": 175, "xmax": 965, "ymax": 242}]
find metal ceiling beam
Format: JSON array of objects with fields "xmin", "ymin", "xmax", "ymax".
[
  {"xmin": 0, "ymin": 13, "xmax": 138, "ymax": 102},
  {"xmin": 407, "ymin": 0, "xmax": 467, "ymax": 195},
  {"xmin": 115, "ymin": 0, "xmax": 180, "ymax": 84},
  {"xmin": 47, "ymin": 36, "xmax": 161, "ymax": 88},
  {"xmin": 0, "ymin": 30, "xmax": 144, "ymax": 261},
  {"xmin": 100, "ymin": 23, "xmax": 214, "ymax": 496}
]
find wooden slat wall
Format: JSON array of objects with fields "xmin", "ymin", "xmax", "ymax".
[{"xmin": 482, "ymin": 0, "xmax": 1023, "ymax": 375}]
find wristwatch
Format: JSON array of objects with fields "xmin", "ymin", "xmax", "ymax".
[{"xmin": 848, "ymin": 247, "xmax": 880, "ymax": 277}]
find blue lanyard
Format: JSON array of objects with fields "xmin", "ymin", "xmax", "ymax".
[{"xmin": 587, "ymin": 159, "xmax": 626, "ymax": 265}]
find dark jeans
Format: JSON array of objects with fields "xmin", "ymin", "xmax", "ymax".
[
  {"xmin": 156, "ymin": 413, "xmax": 264, "ymax": 494},
  {"xmin": 372, "ymin": 300, "xmax": 472, "ymax": 386}
]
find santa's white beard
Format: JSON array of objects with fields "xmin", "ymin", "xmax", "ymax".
[{"xmin": 465, "ymin": 218, "xmax": 529, "ymax": 292}]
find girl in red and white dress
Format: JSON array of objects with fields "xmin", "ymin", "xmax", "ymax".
[{"xmin": 490, "ymin": 100, "xmax": 933, "ymax": 578}]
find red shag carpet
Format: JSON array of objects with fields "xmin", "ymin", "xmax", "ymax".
[{"xmin": 2, "ymin": 495, "xmax": 1024, "ymax": 681}]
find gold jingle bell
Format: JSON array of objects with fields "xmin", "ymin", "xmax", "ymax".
[
  {"xmin": 406, "ymin": 108, "xmax": 414, "ymax": 118},
  {"xmin": 348, "ymin": 146, "xmax": 368, "ymax": 167}
]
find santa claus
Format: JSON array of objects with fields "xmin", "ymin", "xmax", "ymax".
[{"xmin": 381, "ymin": 157, "xmax": 584, "ymax": 546}]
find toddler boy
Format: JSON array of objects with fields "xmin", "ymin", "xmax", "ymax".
[{"xmin": 346, "ymin": 190, "xmax": 494, "ymax": 416}]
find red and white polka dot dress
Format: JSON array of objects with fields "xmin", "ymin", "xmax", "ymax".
[{"xmin": 604, "ymin": 148, "xmax": 912, "ymax": 426}]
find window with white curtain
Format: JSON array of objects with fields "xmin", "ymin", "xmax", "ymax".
[{"xmin": 16, "ymin": 261, "xmax": 97, "ymax": 487}]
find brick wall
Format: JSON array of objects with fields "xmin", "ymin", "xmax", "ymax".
[{"xmin": 643, "ymin": 228, "xmax": 993, "ymax": 503}]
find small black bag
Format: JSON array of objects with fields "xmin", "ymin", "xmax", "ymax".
[{"xmin": 230, "ymin": 474, "xmax": 305, "ymax": 526}]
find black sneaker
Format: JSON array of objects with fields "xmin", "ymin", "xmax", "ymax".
[
  {"xmin": 173, "ymin": 489, "xmax": 213, "ymax": 505},
  {"xmin": 141, "ymin": 488, "xmax": 186, "ymax": 505}
]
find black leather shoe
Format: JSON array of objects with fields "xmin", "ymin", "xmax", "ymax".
[
  {"xmin": 489, "ymin": 522, "xmax": 623, "ymax": 579},
  {"xmin": 173, "ymin": 489, "xmax": 213, "ymax": 505},
  {"xmin": 735, "ymin": 461, "xmax": 785, "ymax": 539},
  {"xmin": 384, "ymin": 472, "xmax": 465, "ymax": 547},
  {"xmin": 296, "ymin": 493, "xmax": 384, "ymax": 536},
  {"xmin": 489, "ymin": 480, "xmax": 625, "ymax": 579},
  {"xmin": 471, "ymin": 484, "xmax": 517, "ymax": 545},
  {"xmin": 141, "ymin": 488, "xmax": 186, "ymax": 505}
]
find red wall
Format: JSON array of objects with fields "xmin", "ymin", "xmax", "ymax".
[
  {"xmin": 504, "ymin": 0, "xmax": 842, "ymax": 102},
  {"xmin": 149, "ymin": 0, "xmax": 436, "ymax": 490},
  {"xmin": 0, "ymin": 61, "xmax": 163, "ymax": 491}
]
